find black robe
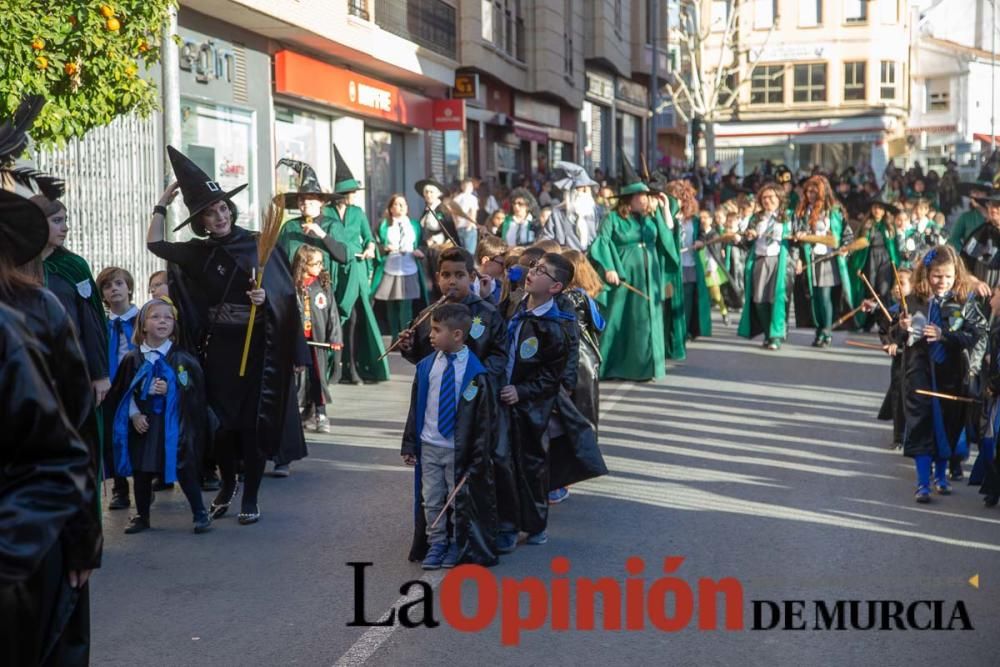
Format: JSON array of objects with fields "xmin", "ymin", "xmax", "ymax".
[
  {"xmin": 0, "ymin": 303, "xmax": 93, "ymax": 667},
  {"xmin": 960, "ymin": 222, "xmax": 1000, "ymax": 288},
  {"xmin": 889, "ymin": 294, "xmax": 987, "ymax": 459},
  {"xmin": 875, "ymin": 303, "xmax": 906, "ymax": 444},
  {"xmin": 978, "ymin": 320, "xmax": 1000, "ymax": 497},
  {"xmin": 148, "ymin": 227, "xmax": 309, "ymax": 460},
  {"xmin": 298, "ymin": 279, "xmax": 342, "ymax": 411},
  {"xmin": 402, "ymin": 352, "xmax": 498, "ymax": 566}
]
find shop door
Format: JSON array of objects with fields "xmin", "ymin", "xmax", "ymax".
[
  {"xmin": 274, "ymin": 107, "xmax": 332, "ymax": 208},
  {"xmin": 365, "ymin": 129, "xmax": 404, "ymax": 227}
]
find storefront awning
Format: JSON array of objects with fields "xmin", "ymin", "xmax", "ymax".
[
  {"xmin": 974, "ymin": 133, "xmax": 1000, "ymax": 144},
  {"xmin": 513, "ymin": 121, "xmax": 548, "ymax": 143}
]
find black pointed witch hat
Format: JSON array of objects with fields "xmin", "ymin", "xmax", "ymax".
[
  {"xmin": 276, "ymin": 158, "xmax": 335, "ymax": 209},
  {"xmin": 167, "ymin": 145, "xmax": 247, "ymax": 233},
  {"xmin": 618, "ymin": 152, "xmax": 649, "ymax": 197},
  {"xmin": 333, "ymin": 145, "xmax": 363, "ymax": 195}
]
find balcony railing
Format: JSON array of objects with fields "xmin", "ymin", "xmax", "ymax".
[
  {"xmin": 375, "ymin": 0, "xmax": 457, "ymax": 60},
  {"xmin": 348, "ymin": 0, "xmax": 370, "ymax": 20}
]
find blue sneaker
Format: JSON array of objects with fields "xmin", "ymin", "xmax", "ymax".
[
  {"xmin": 548, "ymin": 487, "xmax": 569, "ymax": 504},
  {"xmin": 496, "ymin": 532, "xmax": 518, "ymax": 554},
  {"xmin": 422, "ymin": 543, "xmax": 448, "ymax": 570},
  {"xmin": 914, "ymin": 486, "xmax": 931, "ymax": 504},
  {"xmin": 441, "ymin": 543, "xmax": 460, "ymax": 568},
  {"xmin": 526, "ymin": 530, "xmax": 548, "ymax": 545}
]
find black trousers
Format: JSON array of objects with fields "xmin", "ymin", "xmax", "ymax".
[
  {"xmin": 133, "ymin": 468, "xmax": 205, "ymax": 519},
  {"xmin": 214, "ymin": 429, "xmax": 266, "ymax": 511}
]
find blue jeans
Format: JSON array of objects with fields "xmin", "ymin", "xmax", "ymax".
[{"xmin": 459, "ymin": 227, "xmax": 479, "ymax": 255}]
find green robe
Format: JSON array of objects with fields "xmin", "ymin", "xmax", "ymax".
[
  {"xmin": 738, "ymin": 214, "xmax": 793, "ymax": 341},
  {"xmin": 588, "ymin": 210, "xmax": 670, "ymax": 381},
  {"xmin": 371, "ymin": 218, "xmax": 429, "ymax": 302},
  {"xmin": 948, "ymin": 208, "xmax": 985, "ymax": 251},
  {"xmin": 797, "ymin": 208, "xmax": 856, "ymax": 323},
  {"xmin": 658, "ymin": 200, "xmax": 687, "ymax": 361},
  {"xmin": 277, "ymin": 214, "xmax": 339, "ymax": 279},
  {"xmin": 324, "ymin": 203, "xmax": 389, "ymax": 381}
]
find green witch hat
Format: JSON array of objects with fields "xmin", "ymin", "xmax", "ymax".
[
  {"xmin": 618, "ymin": 152, "xmax": 649, "ymax": 197},
  {"xmin": 333, "ymin": 145, "xmax": 363, "ymax": 195}
]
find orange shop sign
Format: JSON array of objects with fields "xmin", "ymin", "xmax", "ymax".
[{"xmin": 274, "ymin": 50, "xmax": 433, "ymax": 129}]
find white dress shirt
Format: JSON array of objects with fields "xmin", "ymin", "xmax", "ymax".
[
  {"xmin": 128, "ymin": 339, "xmax": 173, "ymax": 417},
  {"xmin": 384, "ymin": 218, "xmax": 419, "ymax": 276},
  {"xmin": 753, "ymin": 213, "xmax": 784, "ymax": 257},
  {"xmin": 109, "ymin": 305, "xmax": 138, "ymax": 365},
  {"xmin": 420, "ymin": 346, "xmax": 469, "ymax": 449}
]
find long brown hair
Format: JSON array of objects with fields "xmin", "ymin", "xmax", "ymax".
[
  {"xmin": 911, "ymin": 245, "xmax": 973, "ymax": 301},
  {"xmin": 562, "ymin": 249, "xmax": 604, "ymax": 298},
  {"xmin": 665, "ymin": 179, "xmax": 698, "ymax": 218},
  {"xmin": 616, "ymin": 192, "xmax": 652, "ymax": 218},
  {"xmin": 0, "ymin": 252, "xmax": 40, "ymax": 303},
  {"xmin": 384, "ymin": 192, "xmax": 407, "ymax": 220},
  {"xmin": 291, "ymin": 245, "xmax": 331, "ymax": 291},
  {"xmin": 794, "ymin": 175, "xmax": 837, "ymax": 231}
]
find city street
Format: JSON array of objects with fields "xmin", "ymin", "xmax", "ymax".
[{"xmin": 91, "ymin": 319, "xmax": 1000, "ymax": 666}]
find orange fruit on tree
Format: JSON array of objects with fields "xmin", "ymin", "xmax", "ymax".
[
  {"xmin": 100, "ymin": 4, "xmax": 115, "ymax": 18},
  {"xmin": 65, "ymin": 62, "xmax": 79, "ymax": 76},
  {"xmin": 125, "ymin": 64, "xmax": 137, "ymax": 78},
  {"xmin": 32, "ymin": 37, "xmax": 45, "ymax": 50},
  {"xmin": 138, "ymin": 40, "xmax": 150, "ymax": 53},
  {"xmin": 35, "ymin": 56, "xmax": 48, "ymax": 70},
  {"xmin": 106, "ymin": 17, "xmax": 120, "ymax": 31}
]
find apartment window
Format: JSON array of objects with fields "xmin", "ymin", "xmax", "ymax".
[
  {"xmin": 880, "ymin": 0, "xmax": 898, "ymax": 24},
  {"xmin": 348, "ymin": 0, "xmax": 369, "ymax": 20},
  {"xmin": 514, "ymin": 0, "xmax": 525, "ymax": 61},
  {"xmin": 750, "ymin": 65, "xmax": 785, "ymax": 105},
  {"xmin": 844, "ymin": 0, "xmax": 867, "ymax": 23},
  {"xmin": 880, "ymin": 61, "xmax": 897, "ymax": 99},
  {"xmin": 843, "ymin": 61, "xmax": 866, "ymax": 101},
  {"xmin": 563, "ymin": 0, "xmax": 574, "ymax": 77},
  {"xmin": 754, "ymin": 0, "xmax": 776, "ymax": 29},
  {"xmin": 377, "ymin": 0, "xmax": 457, "ymax": 59},
  {"xmin": 927, "ymin": 78, "xmax": 950, "ymax": 111},
  {"xmin": 483, "ymin": 0, "xmax": 524, "ymax": 62},
  {"xmin": 614, "ymin": 0, "xmax": 622, "ymax": 33},
  {"xmin": 799, "ymin": 0, "xmax": 821, "ymax": 27},
  {"xmin": 710, "ymin": 0, "xmax": 729, "ymax": 32},
  {"xmin": 793, "ymin": 63, "xmax": 827, "ymax": 102}
]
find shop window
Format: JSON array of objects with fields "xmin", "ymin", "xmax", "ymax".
[
  {"xmin": 274, "ymin": 107, "xmax": 331, "ymax": 201},
  {"xmin": 348, "ymin": 0, "xmax": 370, "ymax": 20},
  {"xmin": 843, "ymin": 0, "xmax": 866, "ymax": 24},
  {"xmin": 793, "ymin": 63, "xmax": 827, "ymax": 103},
  {"xmin": 750, "ymin": 65, "xmax": 784, "ymax": 105},
  {"xmin": 843, "ymin": 61, "xmax": 866, "ymax": 101},
  {"xmin": 180, "ymin": 100, "xmax": 255, "ymax": 228},
  {"xmin": 880, "ymin": 61, "xmax": 897, "ymax": 100},
  {"xmin": 926, "ymin": 78, "xmax": 950, "ymax": 112},
  {"xmin": 798, "ymin": 0, "xmax": 821, "ymax": 27},
  {"xmin": 365, "ymin": 130, "xmax": 404, "ymax": 221}
]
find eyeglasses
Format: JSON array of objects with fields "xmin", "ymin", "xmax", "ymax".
[
  {"xmin": 513, "ymin": 200, "xmax": 528, "ymax": 207},
  {"xmin": 528, "ymin": 260, "xmax": 556, "ymax": 282},
  {"xmin": 306, "ymin": 260, "xmax": 324, "ymax": 267}
]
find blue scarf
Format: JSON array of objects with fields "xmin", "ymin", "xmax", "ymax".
[
  {"xmin": 107, "ymin": 311, "xmax": 137, "ymax": 380},
  {"xmin": 112, "ymin": 350, "xmax": 181, "ymax": 483}
]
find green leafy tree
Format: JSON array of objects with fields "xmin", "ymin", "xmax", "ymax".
[{"xmin": 0, "ymin": 0, "xmax": 174, "ymax": 146}]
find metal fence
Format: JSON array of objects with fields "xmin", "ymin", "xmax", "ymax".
[{"xmin": 34, "ymin": 113, "xmax": 164, "ymax": 291}]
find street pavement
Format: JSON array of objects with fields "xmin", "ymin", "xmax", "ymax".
[{"xmin": 92, "ymin": 318, "xmax": 1000, "ymax": 666}]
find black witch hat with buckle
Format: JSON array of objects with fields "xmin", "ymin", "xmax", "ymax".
[
  {"xmin": 168, "ymin": 145, "xmax": 247, "ymax": 234},
  {"xmin": 276, "ymin": 158, "xmax": 336, "ymax": 209}
]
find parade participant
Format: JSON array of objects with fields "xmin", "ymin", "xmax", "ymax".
[
  {"xmin": 977, "ymin": 285, "xmax": 1000, "ymax": 507},
  {"xmin": 500, "ymin": 246, "xmax": 546, "ymax": 319},
  {"xmin": 498, "ymin": 253, "xmax": 578, "ymax": 552},
  {"xmin": 475, "ymin": 234, "xmax": 508, "ymax": 305},
  {"xmin": 738, "ymin": 182, "xmax": 797, "ymax": 351},
  {"xmin": 327, "ymin": 148, "xmax": 388, "ymax": 384},
  {"xmin": 540, "ymin": 161, "xmax": 602, "ymax": 251},
  {"xmin": 851, "ymin": 199, "xmax": 901, "ymax": 331},
  {"xmin": 559, "ymin": 248, "xmax": 605, "ymax": 432},
  {"xmin": 890, "ymin": 246, "xmax": 986, "ymax": 502},
  {"xmin": 589, "ymin": 156, "xmax": 675, "ymax": 380},
  {"xmin": 275, "ymin": 158, "xmax": 347, "ymax": 277},
  {"xmin": 500, "ymin": 188, "xmax": 539, "ymax": 247},
  {"xmin": 793, "ymin": 175, "xmax": 856, "ymax": 348},
  {"xmin": 876, "ymin": 268, "xmax": 913, "ymax": 450},
  {"xmin": 452, "ymin": 178, "xmax": 480, "ymax": 253},
  {"xmin": 912, "ymin": 198, "xmax": 945, "ymax": 248},
  {"xmin": 401, "ymin": 303, "xmax": 498, "ymax": 568},
  {"xmin": 415, "ymin": 175, "xmax": 459, "ymax": 291},
  {"xmin": 108, "ymin": 298, "xmax": 212, "ymax": 534},
  {"xmin": 666, "ymin": 179, "xmax": 712, "ymax": 343},
  {"xmin": 948, "ymin": 182, "xmax": 990, "ymax": 250},
  {"xmin": 776, "ymin": 165, "xmax": 798, "ymax": 210},
  {"xmin": 147, "ymin": 146, "xmax": 308, "ymax": 525},
  {"xmin": 484, "ymin": 209, "xmax": 506, "ymax": 236},
  {"xmin": 700, "ymin": 210, "xmax": 732, "ymax": 326},
  {"xmin": 148, "ymin": 270, "xmax": 169, "ymax": 299},
  {"xmin": 373, "ymin": 193, "xmax": 427, "ymax": 341},
  {"xmin": 291, "ymin": 245, "xmax": 341, "ymax": 438},
  {"xmin": 895, "ymin": 210, "xmax": 918, "ymax": 266},
  {"xmin": 958, "ymin": 188, "xmax": 1000, "ymax": 289}
]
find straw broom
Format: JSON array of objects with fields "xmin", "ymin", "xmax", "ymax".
[{"xmin": 239, "ymin": 195, "xmax": 287, "ymax": 377}]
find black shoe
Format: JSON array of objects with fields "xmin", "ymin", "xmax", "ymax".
[
  {"xmin": 949, "ymin": 463, "xmax": 964, "ymax": 481},
  {"xmin": 124, "ymin": 516, "xmax": 149, "ymax": 534},
  {"xmin": 152, "ymin": 479, "xmax": 174, "ymax": 492},
  {"xmin": 811, "ymin": 336, "xmax": 823, "ymax": 347},
  {"xmin": 109, "ymin": 492, "xmax": 130, "ymax": 510},
  {"xmin": 193, "ymin": 511, "xmax": 213, "ymax": 534},
  {"xmin": 237, "ymin": 504, "xmax": 260, "ymax": 525},
  {"xmin": 210, "ymin": 482, "xmax": 240, "ymax": 519},
  {"xmin": 985, "ymin": 494, "xmax": 999, "ymax": 507},
  {"xmin": 201, "ymin": 475, "xmax": 221, "ymax": 492}
]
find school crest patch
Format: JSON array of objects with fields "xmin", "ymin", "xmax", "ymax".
[
  {"xmin": 469, "ymin": 315, "xmax": 485, "ymax": 340},
  {"xmin": 462, "ymin": 381, "xmax": 479, "ymax": 402},
  {"xmin": 76, "ymin": 280, "xmax": 92, "ymax": 299},
  {"xmin": 177, "ymin": 365, "xmax": 190, "ymax": 388},
  {"xmin": 947, "ymin": 308, "xmax": 964, "ymax": 332},
  {"xmin": 315, "ymin": 293, "xmax": 328, "ymax": 309},
  {"xmin": 519, "ymin": 336, "xmax": 539, "ymax": 360}
]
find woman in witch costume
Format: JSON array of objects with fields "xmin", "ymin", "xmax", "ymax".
[
  {"xmin": 792, "ymin": 175, "xmax": 856, "ymax": 348},
  {"xmin": 326, "ymin": 146, "xmax": 389, "ymax": 384},
  {"xmin": 737, "ymin": 182, "xmax": 797, "ymax": 351},
  {"xmin": 958, "ymin": 188, "xmax": 1000, "ymax": 291},
  {"xmin": 372, "ymin": 193, "xmax": 428, "ymax": 341},
  {"xmin": 850, "ymin": 199, "xmax": 901, "ymax": 332},
  {"xmin": 147, "ymin": 146, "xmax": 309, "ymax": 525},
  {"xmin": 588, "ymin": 154, "xmax": 677, "ymax": 380},
  {"xmin": 665, "ymin": 178, "xmax": 712, "ymax": 344}
]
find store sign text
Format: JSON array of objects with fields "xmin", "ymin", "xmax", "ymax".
[
  {"xmin": 179, "ymin": 39, "xmax": 234, "ymax": 84},
  {"xmin": 350, "ymin": 81, "xmax": 393, "ymax": 113}
]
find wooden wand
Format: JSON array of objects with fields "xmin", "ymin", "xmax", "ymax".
[
  {"xmin": 857, "ymin": 271, "xmax": 892, "ymax": 321},
  {"xmin": 430, "ymin": 473, "xmax": 470, "ymax": 529},
  {"xmin": 890, "ymin": 261, "xmax": 909, "ymax": 317},
  {"xmin": 620, "ymin": 280, "xmax": 651, "ymax": 301},
  {"xmin": 376, "ymin": 293, "xmax": 449, "ymax": 361},
  {"xmin": 832, "ymin": 303, "xmax": 866, "ymax": 329},
  {"xmin": 915, "ymin": 389, "xmax": 980, "ymax": 404},
  {"xmin": 844, "ymin": 340, "xmax": 885, "ymax": 351}
]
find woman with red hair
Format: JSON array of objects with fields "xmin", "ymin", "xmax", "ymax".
[
  {"xmin": 793, "ymin": 176, "xmax": 856, "ymax": 347},
  {"xmin": 665, "ymin": 179, "xmax": 712, "ymax": 353}
]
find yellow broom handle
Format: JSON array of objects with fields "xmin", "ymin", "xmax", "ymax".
[{"xmin": 238, "ymin": 270, "xmax": 264, "ymax": 377}]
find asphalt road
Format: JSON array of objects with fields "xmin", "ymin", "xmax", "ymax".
[{"xmin": 91, "ymin": 319, "xmax": 1000, "ymax": 666}]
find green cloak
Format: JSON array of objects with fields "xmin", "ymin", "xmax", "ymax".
[
  {"xmin": 324, "ymin": 203, "xmax": 389, "ymax": 381},
  {"xmin": 588, "ymin": 209, "xmax": 668, "ymax": 381},
  {"xmin": 277, "ymin": 214, "xmax": 340, "ymax": 282},
  {"xmin": 797, "ymin": 208, "xmax": 856, "ymax": 324},
  {"xmin": 371, "ymin": 218, "xmax": 429, "ymax": 302},
  {"xmin": 948, "ymin": 208, "xmax": 985, "ymax": 251},
  {"xmin": 848, "ymin": 220, "xmax": 899, "ymax": 320},
  {"xmin": 737, "ymin": 215, "xmax": 793, "ymax": 340}
]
